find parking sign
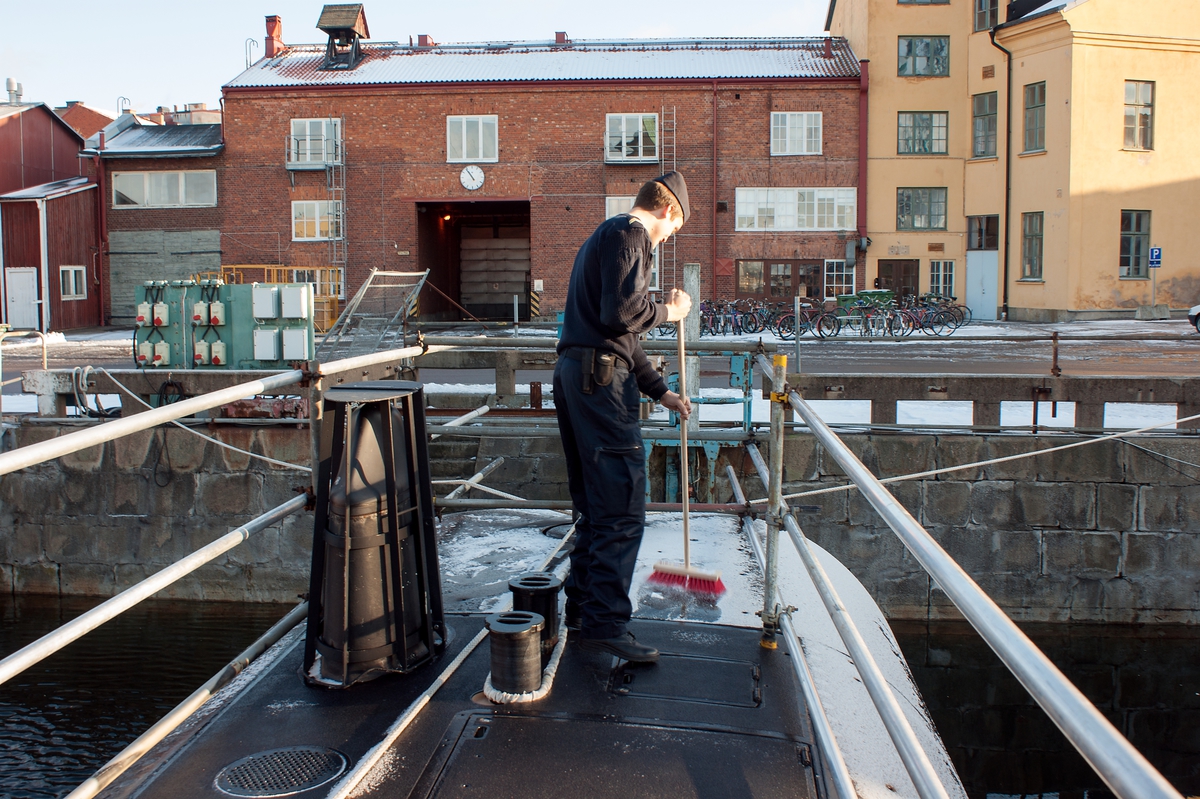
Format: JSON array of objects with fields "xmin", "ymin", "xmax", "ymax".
[{"xmin": 1149, "ymin": 247, "xmax": 1162, "ymax": 268}]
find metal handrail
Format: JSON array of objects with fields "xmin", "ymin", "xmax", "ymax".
[
  {"xmin": 746, "ymin": 444, "xmax": 949, "ymax": 799},
  {"xmin": 726, "ymin": 465, "xmax": 856, "ymax": 799},
  {"xmin": 0, "ymin": 494, "xmax": 307, "ymax": 688},
  {"xmin": 0, "ymin": 344, "xmax": 425, "ymax": 477},
  {"xmin": 785, "ymin": 387, "xmax": 1183, "ymax": 799},
  {"xmin": 66, "ymin": 601, "xmax": 310, "ymax": 799}
]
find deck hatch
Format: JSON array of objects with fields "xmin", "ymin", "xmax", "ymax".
[
  {"xmin": 609, "ymin": 652, "xmax": 763, "ymax": 707},
  {"xmin": 412, "ymin": 712, "xmax": 816, "ymax": 798},
  {"xmin": 214, "ymin": 746, "xmax": 348, "ymax": 797}
]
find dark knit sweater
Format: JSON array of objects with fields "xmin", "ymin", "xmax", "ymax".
[{"xmin": 557, "ymin": 214, "xmax": 669, "ymax": 400}]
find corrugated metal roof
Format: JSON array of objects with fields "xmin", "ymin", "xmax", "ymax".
[
  {"xmin": 0, "ymin": 177, "xmax": 93, "ymax": 201},
  {"xmin": 225, "ymin": 37, "xmax": 860, "ymax": 89},
  {"xmin": 91, "ymin": 123, "xmax": 223, "ymax": 158}
]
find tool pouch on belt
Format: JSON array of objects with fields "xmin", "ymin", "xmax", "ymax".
[
  {"xmin": 580, "ymin": 348, "xmax": 596, "ymax": 394},
  {"xmin": 594, "ymin": 352, "xmax": 616, "ymax": 387},
  {"xmin": 578, "ymin": 349, "xmax": 615, "ymax": 395}
]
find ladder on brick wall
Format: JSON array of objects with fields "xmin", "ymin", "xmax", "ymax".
[
  {"xmin": 327, "ymin": 116, "xmax": 347, "ymax": 290},
  {"xmin": 659, "ymin": 105, "xmax": 677, "ymax": 292}
]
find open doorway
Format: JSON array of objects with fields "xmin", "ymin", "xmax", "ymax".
[{"xmin": 415, "ymin": 201, "xmax": 531, "ymax": 321}]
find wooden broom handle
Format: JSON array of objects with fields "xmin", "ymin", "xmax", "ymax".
[{"xmin": 678, "ymin": 322, "xmax": 689, "ymax": 569}]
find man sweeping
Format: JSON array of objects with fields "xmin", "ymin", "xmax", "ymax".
[{"xmin": 554, "ymin": 171, "xmax": 693, "ymax": 663}]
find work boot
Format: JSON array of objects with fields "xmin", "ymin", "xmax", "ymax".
[
  {"xmin": 579, "ymin": 632, "xmax": 659, "ymax": 663},
  {"xmin": 564, "ymin": 600, "xmax": 581, "ymax": 631}
]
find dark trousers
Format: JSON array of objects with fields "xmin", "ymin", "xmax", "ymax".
[{"xmin": 553, "ymin": 354, "xmax": 646, "ymax": 640}]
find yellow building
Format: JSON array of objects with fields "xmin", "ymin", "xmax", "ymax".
[{"xmin": 827, "ymin": 0, "xmax": 1200, "ymax": 321}]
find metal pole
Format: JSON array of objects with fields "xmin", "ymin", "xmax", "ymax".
[
  {"xmin": 66, "ymin": 602, "xmax": 309, "ymax": 799},
  {"xmin": 443, "ymin": 456, "xmax": 506, "ymax": 500},
  {"xmin": 0, "ymin": 494, "xmax": 307, "ymax": 687},
  {"xmin": 727, "ymin": 465, "xmax": 857, "ymax": 799},
  {"xmin": 794, "ymin": 294, "xmax": 802, "ymax": 371},
  {"xmin": 785, "ymin": 389, "xmax": 1183, "ymax": 799},
  {"xmin": 759, "ymin": 353, "xmax": 787, "ymax": 648},
  {"xmin": 429, "ymin": 403, "xmax": 490, "ymax": 440}
]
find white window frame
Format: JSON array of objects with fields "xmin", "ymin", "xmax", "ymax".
[
  {"xmin": 605, "ymin": 113, "xmax": 659, "ymax": 162},
  {"xmin": 446, "ymin": 115, "xmax": 499, "ymax": 163},
  {"xmin": 60, "ymin": 265, "xmax": 87, "ymax": 301},
  {"xmin": 929, "ymin": 260, "xmax": 955, "ymax": 298},
  {"xmin": 292, "ymin": 201, "xmax": 344, "ymax": 241},
  {"xmin": 823, "ymin": 259, "xmax": 855, "ymax": 301},
  {"xmin": 771, "ymin": 112, "xmax": 823, "ymax": 156},
  {"xmin": 735, "ymin": 188, "xmax": 857, "ymax": 232},
  {"xmin": 606, "ymin": 195, "xmax": 660, "ymax": 290},
  {"xmin": 289, "ymin": 118, "xmax": 342, "ymax": 165},
  {"xmin": 111, "ymin": 171, "xmax": 217, "ymax": 208}
]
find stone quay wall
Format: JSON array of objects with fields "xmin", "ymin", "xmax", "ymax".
[{"xmin": 1, "ymin": 421, "xmax": 1196, "ymax": 624}]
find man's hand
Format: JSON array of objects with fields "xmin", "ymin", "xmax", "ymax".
[
  {"xmin": 660, "ymin": 390, "xmax": 691, "ymax": 419},
  {"xmin": 664, "ymin": 289, "xmax": 692, "ymax": 323}
]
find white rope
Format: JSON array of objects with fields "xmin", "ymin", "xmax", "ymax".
[
  {"xmin": 97, "ymin": 367, "xmax": 313, "ymax": 472},
  {"xmin": 752, "ymin": 410, "xmax": 1200, "ymax": 506},
  {"xmin": 482, "ymin": 611, "xmax": 569, "ymax": 704}
]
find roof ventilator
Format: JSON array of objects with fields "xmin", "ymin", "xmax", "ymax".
[{"xmin": 317, "ymin": 3, "xmax": 370, "ymax": 70}]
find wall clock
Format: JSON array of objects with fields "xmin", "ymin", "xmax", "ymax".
[{"xmin": 460, "ymin": 165, "xmax": 485, "ymax": 191}]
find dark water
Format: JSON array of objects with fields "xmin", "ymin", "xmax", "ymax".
[
  {"xmin": 892, "ymin": 620, "xmax": 1200, "ymax": 798},
  {"xmin": 0, "ymin": 596, "xmax": 292, "ymax": 799}
]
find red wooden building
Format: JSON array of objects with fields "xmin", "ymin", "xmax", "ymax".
[{"xmin": 0, "ymin": 102, "xmax": 102, "ymax": 330}]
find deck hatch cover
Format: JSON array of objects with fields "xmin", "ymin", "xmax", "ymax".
[
  {"xmin": 414, "ymin": 713, "xmax": 816, "ymax": 798},
  {"xmin": 609, "ymin": 652, "xmax": 762, "ymax": 707},
  {"xmin": 214, "ymin": 746, "xmax": 348, "ymax": 797}
]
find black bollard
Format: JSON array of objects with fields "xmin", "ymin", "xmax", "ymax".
[
  {"xmin": 509, "ymin": 572, "xmax": 562, "ymax": 667},
  {"xmin": 485, "ymin": 611, "xmax": 545, "ymax": 694}
]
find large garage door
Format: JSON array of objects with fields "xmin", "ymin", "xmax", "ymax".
[{"xmin": 459, "ymin": 226, "xmax": 530, "ymax": 321}]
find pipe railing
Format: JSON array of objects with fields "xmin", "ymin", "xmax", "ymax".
[
  {"xmin": 429, "ymin": 403, "xmax": 489, "ymax": 440},
  {"xmin": 66, "ymin": 601, "xmax": 310, "ymax": 799},
  {"xmin": 443, "ymin": 457, "xmax": 505, "ymax": 500},
  {"xmin": 0, "ymin": 494, "xmax": 308, "ymax": 688},
  {"xmin": 726, "ymin": 465, "xmax": 857, "ymax": 799},
  {"xmin": 0, "ymin": 329, "xmax": 49, "ymax": 415},
  {"xmin": 780, "ymin": 382, "xmax": 1182, "ymax": 799},
  {"xmin": 746, "ymin": 444, "xmax": 949, "ymax": 799}
]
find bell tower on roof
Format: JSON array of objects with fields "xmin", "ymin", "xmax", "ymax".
[{"xmin": 317, "ymin": 4, "xmax": 370, "ymax": 70}]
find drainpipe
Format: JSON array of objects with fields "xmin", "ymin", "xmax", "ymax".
[
  {"xmin": 94, "ymin": 131, "xmax": 109, "ymax": 325},
  {"xmin": 711, "ymin": 79, "xmax": 719, "ymax": 298},
  {"xmin": 990, "ymin": 28, "xmax": 1013, "ymax": 321},
  {"xmin": 36, "ymin": 198, "xmax": 50, "ymax": 333},
  {"xmin": 857, "ymin": 60, "xmax": 870, "ymax": 278}
]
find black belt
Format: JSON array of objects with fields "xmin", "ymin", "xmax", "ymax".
[{"xmin": 560, "ymin": 347, "xmax": 630, "ymax": 369}]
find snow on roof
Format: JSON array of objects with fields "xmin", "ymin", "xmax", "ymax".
[
  {"xmin": 87, "ymin": 122, "xmax": 223, "ymax": 158},
  {"xmin": 225, "ymin": 37, "xmax": 860, "ymax": 90},
  {"xmin": 0, "ymin": 177, "xmax": 93, "ymax": 201}
]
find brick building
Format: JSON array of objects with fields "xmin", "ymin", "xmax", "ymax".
[{"xmin": 215, "ymin": 8, "xmax": 866, "ymax": 321}]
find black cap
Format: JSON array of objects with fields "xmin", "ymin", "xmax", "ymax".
[{"xmin": 653, "ymin": 171, "xmax": 690, "ymax": 224}]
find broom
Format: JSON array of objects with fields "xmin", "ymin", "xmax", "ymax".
[{"xmin": 647, "ymin": 319, "xmax": 726, "ymax": 598}]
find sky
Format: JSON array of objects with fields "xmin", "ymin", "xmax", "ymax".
[{"xmin": 1, "ymin": 0, "xmax": 830, "ymax": 114}]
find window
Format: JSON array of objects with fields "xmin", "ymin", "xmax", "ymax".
[
  {"xmin": 1124, "ymin": 81, "xmax": 1154, "ymax": 150},
  {"xmin": 975, "ymin": 0, "xmax": 999, "ymax": 31},
  {"xmin": 734, "ymin": 188, "xmax": 857, "ymax": 231},
  {"xmin": 292, "ymin": 201, "xmax": 343, "ymax": 241},
  {"xmin": 1024, "ymin": 82, "xmax": 1046, "ymax": 152},
  {"xmin": 1119, "ymin": 210, "xmax": 1151, "ymax": 278},
  {"xmin": 897, "ymin": 112, "xmax": 948, "ymax": 154},
  {"xmin": 929, "ymin": 260, "xmax": 955, "ymax": 298},
  {"xmin": 606, "ymin": 113, "xmax": 658, "ymax": 162},
  {"xmin": 738, "ymin": 261, "xmax": 764, "ymax": 295},
  {"xmin": 60, "ymin": 266, "xmax": 86, "ymax": 300},
  {"xmin": 898, "ymin": 36, "xmax": 949, "ymax": 77},
  {"xmin": 770, "ymin": 263, "xmax": 793, "ymax": 297},
  {"xmin": 896, "ymin": 188, "xmax": 948, "ymax": 230},
  {"xmin": 606, "ymin": 195, "xmax": 659, "ymax": 290},
  {"xmin": 288, "ymin": 118, "xmax": 341, "ymax": 165},
  {"xmin": 112, "ymin": 171, "xmax": 217, "ymax": 208},
  {"xmin": 973, "ymin": 92, "xmax": 998, "ymax": 157},
  {"xmin": 289, "ymin": 268, "xmax": 346, "ymax": 299},
  {"xmin": 968, "ymin": 215, "xmax": 999, "ymax": 250},
  {"xmin": 447, "ymin": 115, "xmax": 498, "ymax": 162},
  {"xmin": 771, "ymin": 112, "xmax": 823, "ymax": 155},
  {"xmin": 1021, "ymin": 212, "xmax": 1043, "ymax": 279},
  {"xmin": 824, "ymin": 259, "xmax": 854, "ymax": 301}
]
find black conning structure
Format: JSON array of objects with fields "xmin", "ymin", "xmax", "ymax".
[{"xmin": 303, "ymin": 381, "xmax": 445, "ymax": 688}]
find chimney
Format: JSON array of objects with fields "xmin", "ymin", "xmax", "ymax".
[
  {"xmin": 417, "ymin": 34, "xmax": 435, "ymax": 47},
  {"xmin": 5, "ymin": 77, "xmax": 18, "ymax": 105},
  {"xmin": 824, "ymin": 37, "xmax": 833, "ymax": 58},
  {"xmin": 99, "ymin": 131, "xmax": 105, "ymax": 151},
  {"xmin": 265, "ymin": 15, "xmax": 285, "ymax": 57},
  {"xmin": 555, "ymin": 31, "xmax": 569, "ymax": 45}
]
